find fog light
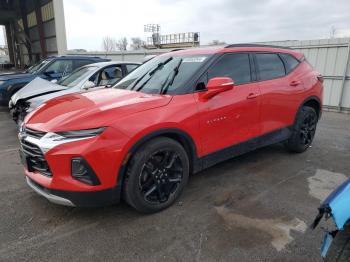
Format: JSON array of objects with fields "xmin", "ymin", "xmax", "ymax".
[{"xmin": 71, "ymin": 158, "xmax": 100, "ymax": 185}]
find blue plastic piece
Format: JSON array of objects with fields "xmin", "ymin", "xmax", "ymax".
[
  {"xmin": 323, "ymin": 179, "xmax": 350, "ymax": 229},
  {"xmin": 321, "ymin": 232, "xmax": 333, "ymax": 258}
]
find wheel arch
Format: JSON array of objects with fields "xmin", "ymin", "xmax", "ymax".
[
  {"xmin": 293, "ymin": 96, "xmax": 322, "ymax": 126},
  {"xmin": 117, "ymin": 128, "xmax": 199, "ymax": 187},
  {"xmin": 300, "ymin": 96, "xmax": 322, "ymax": 120}
]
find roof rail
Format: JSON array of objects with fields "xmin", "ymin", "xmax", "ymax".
[
  {"xmin": 170, "ymin": 48, "xmax": 185, "ymax": 52},
  {"xmin": 225, "ymin": 43, "xmax": 292, "ymax": 50}
]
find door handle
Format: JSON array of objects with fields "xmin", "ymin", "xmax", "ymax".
[
  {"xmin": 247, "ymin": 92, "xmax": 259, "ymax": 99},
  {"xmin": 290, "ymin": 80, "xmax": 301, "ymax": 86}
]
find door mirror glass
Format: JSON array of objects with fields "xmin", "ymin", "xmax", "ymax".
[
  {"xmin": 83, "ymin": 81, "xmax": 96, "ymax": 90},
  {"xmin": 201, "ymin": 77, "xmax": 234, "ymax": 100}
]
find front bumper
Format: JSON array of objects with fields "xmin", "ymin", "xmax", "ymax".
[
  {"xmin": 26, "ymin": 176, "xmax": 121, "ymax": 207},
  {"xmin": 20, "ymin": 125, "xmax": 130, "ymax": 206}
]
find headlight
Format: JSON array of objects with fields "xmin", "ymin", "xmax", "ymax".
[
  {"xmin": 30, "ymin": 127, "xmax": 106, "ymax": 153},
  {"xmin": 56, "ymin": 127, "xmax": 106, "ymax": 139}
]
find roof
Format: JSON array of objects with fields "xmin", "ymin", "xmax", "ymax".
[
  {"xmin": 47, "ymin": 55, "xmax": 110, "ymax": 61},
  {"xmin": 82, "ymin": 61, "xmax": 141, "ymax": 68}
]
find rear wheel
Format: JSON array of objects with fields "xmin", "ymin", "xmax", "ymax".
[
  {"xmin": 285, "ymin": 106, "xmax": 318, "ymax": 153},
  {"xmin": 123, "ymin": 137, "xmax": 189, "ymax": 213},
  {"xmin": 325, "ymin": 225, "xmax": 350, "ymax": 262}
]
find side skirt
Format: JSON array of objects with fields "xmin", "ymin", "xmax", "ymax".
[{"xmin": 194, "ymin": 126, "xmax": 292, "ymax": 172}]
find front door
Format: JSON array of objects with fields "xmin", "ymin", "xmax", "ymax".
[{"xmin": 194, "ymin": 53, "xmax": 261, "ymax": 156}]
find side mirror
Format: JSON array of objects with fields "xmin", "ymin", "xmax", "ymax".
[
  {"xmin": 51, "ymin": 79, "xmax": 58, "ymax": 84},
  {"xmin": 201, "ymin": 77, "xmax": 234, "ymax": 100},
  {"xmin": 83, "ymin": 81, "xmax": 96, "ymax": 90}
]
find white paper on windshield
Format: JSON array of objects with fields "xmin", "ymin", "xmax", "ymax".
[{"xmin": 182, "ymin": 57, "xmax": 207, "ymax": 63}]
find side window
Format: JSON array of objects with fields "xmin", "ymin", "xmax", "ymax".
[
  {"xmin": 74, "ymin": 59, "xmax": 95, "ymax": 69},
  {"xmin": 255, "ymin": 53, "xmax": 285, "ymax": 81},
  {"xmin": 126, "ymin": 64, "xmax": 139, "ymax": 74},
  {"xmin": 96, "ymin": 65, "xmax": 123, "ymax": 86},
  {"xmin": 279, "ymin": 53, "xmax": 300, "ymax": 74},
  {"xmin": 207, "ymin": 53, "xmax": 251, "ymax": 85},
  {"xmin": 45, "ymin": 60, "xmax": 73, "ymax": 74}
]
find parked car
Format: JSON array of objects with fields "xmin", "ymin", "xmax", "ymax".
[
  {"xmin": 312, "ymin": 179, "xmax": 350, "ymax": 261},
  {"xmin": 0, "ymin": 56, "xmax": 110, "ymax": 106},
  {"xmin": 9, "ymin": 61, "xmax": 140, "ymax": 124},
  {"xmin": 19, "ymin": 44, "xmax": 323, "ymax": 213}
]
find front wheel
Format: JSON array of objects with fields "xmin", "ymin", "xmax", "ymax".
[
  {"xmin": 123, "ymin": 137, "xmax": 189, "ymax": 213},
  {"xmin": 285, "ymin": 106, "xmax": 318, "ymax": 153},
  {"xmin": 325, "ymin": 225, "xmax": 350, "ymax": 262}
]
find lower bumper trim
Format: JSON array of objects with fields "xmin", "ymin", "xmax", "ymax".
[
  {"xmin": 26, "ymin": 177, "xmax": 75, "ymax": 206},
  {"xmin": 26, "ymin": 177, "xmax": 121, "ymax": 207}
]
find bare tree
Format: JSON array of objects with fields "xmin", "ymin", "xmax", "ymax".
[
  {"xmin": 116, "ymin": 37, "xmax": 128, "ymax": 51},
  {"xmin": 102, "ymin": 36, "xmax": 116, "ymax": 54},
  {"xmin": 130, "ymin": 37, "xmax": 144, "ymax": 50}
]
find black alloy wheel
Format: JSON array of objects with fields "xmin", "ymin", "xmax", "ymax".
[
  {"xmin": 139, "ymin": 150, "xmax": 183, "ymax": 204},
  {"xmin": 123, "ymin": 137, "xmax": 189, "ymax": 213}
]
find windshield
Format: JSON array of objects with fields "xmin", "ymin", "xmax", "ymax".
[
  {"xmin": 26, "ymin": 59, "xmax": 52, "ymax": 74},
  {"xmin": 114, "ymin": 54, "xmax": 211, "ymax": 94},
  {"xmin": 57, "ymin": 66, "xmax": 97, "ymax": 87}
]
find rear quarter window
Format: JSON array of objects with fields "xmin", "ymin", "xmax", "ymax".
[
  {"xmin": 279, "ymin": 53, "xmax": 300, "ymax": 74},
  {"xmin": 256, "ymin": 53, "xmax": 285, "ymax": 81}
]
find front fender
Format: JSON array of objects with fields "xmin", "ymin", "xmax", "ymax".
[{"xmin": 313, "ymin": 179, "xmax": 350, "ymax": 230}]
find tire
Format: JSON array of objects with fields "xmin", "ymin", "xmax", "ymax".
[
  {"xmin": 325, "ymin": 225, "xmax": 350, "ymax": 262},
  {"xmin": 122, "ymin": 137, "xmax": 189, "ymax": 213},
  {"xmin": 285, "ymin": 106, "xmax": 318, "ymax": 153}
]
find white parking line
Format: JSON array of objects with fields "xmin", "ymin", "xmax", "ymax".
[{"xmin": 0, "ymin": 147, "xmax": 19, "ymax": 155}]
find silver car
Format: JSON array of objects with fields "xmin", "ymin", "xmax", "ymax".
[{"xmin": 9, "ymin": 61, "xmax": 140, "ymax": 124}]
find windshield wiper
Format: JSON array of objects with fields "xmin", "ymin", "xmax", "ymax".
[
  {"xmin": 134, "ymin": 57, "xmax": 173, "ymax": 92},
  {"xmin": 160, "ymin": 58, "xmax": 183, "ymax": 94}
]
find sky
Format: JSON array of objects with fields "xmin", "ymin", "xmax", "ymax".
[{"xmin": 1, "ymin": 0, "xmax": 350, "ymax": 50}]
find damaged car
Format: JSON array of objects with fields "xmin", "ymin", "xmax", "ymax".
[
  {"xmin": 0, "ymin": 56, "xmax": 109, "ymax": 106},
  {"xmin": 312, "ymin": 179, "xmax": 350, "ymax": 261},
  {"xmin": 9, "ymin": 61, "xmax": 140, "ymax": 124}
]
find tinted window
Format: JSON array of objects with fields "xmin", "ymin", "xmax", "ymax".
[
  {"xmin": 74, "ymin": 59, "xmax": 95, "ymax": 69},
  {"xmin": 45, "ymin": 60, "xmax": 73, "ymax": 74},
  {"xmin": 256, "ymin": 53, "xmax": 285, "ymax": 81},
  {"xmin": 126, "ymin": 64, "xmax": 139, "ymax": 73},
  {"xmin": 208, "ymin": 53, "xmax": 251, "ymax": 85},
  {"xmin": 115, "ymin": 54, "xmax": 211, "ymax": 94},
  {"xmin": 279, "ymin": 53, "xmax": 299, "ymax": 74}
]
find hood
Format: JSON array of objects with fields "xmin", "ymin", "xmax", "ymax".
[
  {"xmin": 0, "ymin": 72, "xmax": 34, "ymax": 81},
  {"xmin": 27, "ymin": 88, "xmax": 79, "ymax": 111},
  {"xmin": 25, "ymin": 88, "xmax": 172, "ymax": 132},
  {"xmin": 11, "ymin": 77, "xmax": 66, "ymax": 105}
]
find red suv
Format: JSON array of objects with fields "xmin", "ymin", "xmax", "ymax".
[{"xmin": 19, "ymin": 44, "xmax": 323, "ymax": 213}]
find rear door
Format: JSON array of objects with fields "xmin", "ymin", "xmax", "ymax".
[
  {"xmin": 255, "ymin": 52, "xmax": 304, "ymax": 134},
  {"xmin": 195, "ymin": 53, "xmax": 261, "ymax": 155}
]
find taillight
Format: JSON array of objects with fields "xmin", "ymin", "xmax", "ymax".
[{"xmin": 317, "ymin": 75, "xmax": 324, "ymax": 83}]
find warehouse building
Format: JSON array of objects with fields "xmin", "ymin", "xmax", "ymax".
[{"xmin": 0, "ymin": 0, "xmax": 67, "ymax": 68}]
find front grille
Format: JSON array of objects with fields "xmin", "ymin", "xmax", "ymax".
[
  {"xmin": 20, "ymin": 139, "xmax": 52, "ymax": 177},
  {"xmin": 25, "ymin": 128, "xmax": 46, "ymax": 139}
]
